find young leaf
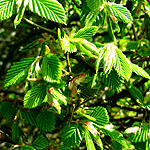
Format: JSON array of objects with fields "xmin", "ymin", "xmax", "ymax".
[
  {"xmin": 24, "ymin": 84, "xmax": 47, "ymax": 108},
  {"xmin": 59, "ymin": 145, "xmax": 72, "ymax": 150},
  {"xmin": 111, "ymin": 141, "xmax": 122, "ymax": 150},
  {"xmin": 0, "ymin": 0, "xmax": 16, "ymax": 21},
  {"xmin": 131, "ymin": 63, "xmax": 150, "ymax": 79},
  {"xmin": 4, "ymin": 57, "xmax": 35, "ymax": 88},
  {"xmin": 73, "ymin": 26, "xmax": 99, "ymax": 40},
  {"xmin": 32, "ymin": 136, "xmax": 49, "ymax": 149},
  {"xmin": 84, "ymin": 129, "xmax": 96, "ymax": 150},
  {"xmin": 42, "ymin": 54, "xmax": 62, "ymax": 82},
  {"xmin": 100, "ymin": 70, "xmax": 124, "ymax": 91},
  {"xmin": 61, "ymin": 124, "xmax": 84, "ymax": 148},
  {"xmin": 28, "ymin": 0, "xmax": 66, "ymax": 24},
  {"xmin": 91, "ymin": 106, "xmax": 109, "ymax": 126},
  {"xmin": 109, "ymin": 2, "xmax": 133, "ymax": 23},
  {"xmin": 36, "ymin": 111, "xmax": 56, "ymax": 132},
  {"xmin": 87, "ymin": 0, "xmax": 103, "ymax": 10},
  {"xmin": 14, "ymin": 0, "xmax": 29, "ymax": 27},
  {"xmin": 115, "ymin": 48, "xmax": 132, "ymax": 81}
]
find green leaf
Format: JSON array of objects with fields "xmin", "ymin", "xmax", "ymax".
[
  {"xmin": 61, "ymin": 35, "xmax": 77, "ymax": 53},
  {"xmin": 28, "ymin": 0, "xmax": 66, "ymax": 24},
  {"xmin": 21, "ymin": 109, "xmax": 39, "ymax": 126},
  {"xmin": 42, "ymin": 54, "xmax": 62, "ymax": 82},
  {"xmin": 32, "ymin": 136, "xmax": 49, "ymax": 149},
  {"xmin": 85, "ymin": 129, "xmax": 96, "ymax": 150},
  {"xmin": 36, "ymin": 111, "xmax": 56, "ymax": 132},
  {"xmin": 0, "ymin": 0, "xmax": 16, "ymax": 21},
  {"xmin": 0, "ymin": 101, "xmax": 18, "ymax": 119},
  {"xmin": 24, "ymin": 84, "xmax": 47, "ymax": 108},
  {"xmin": 59, "ymin": 145, "xmax": 72, "ymax": 150},
  {"xmin": 20, "ymin": 145, "xmax": 35, "ymax": 150},
  {"xmin": 131, "ymin": 63, "xmax": 150, "ymax": 79},
  {"xmin": 12, "ymin": 120, "xmax": 21, "ymax": 143},
  {"xmin": 126, "ymin": 122, "xmax": 149, "ymax": 143},
  {"xmin": 111, "ymin": 141, "xmax": 122, "ymax": 150},
  {"xmin": 109, "ymin": 2, "xmax": 133, "ymax": 23},
  {"xmin": 14, "ymin": 0, "xmax": 29, "ymax": 27},
  {"xmin": 4, "ymin": 57, "xmax": 35, "ymax": 88},
  {"xmin": 61, "ymin": 124, "xmax": 84, "ymax": 147},
  {"xmin": 73, "ymin": 26, "xmax": 99, "ymax": 39},
  {"xmin": 91, "ymin": 106, "xmax": 109, "ymax": 126},
  {"xmin": 87, "ymin": 0, "xmax": 103, "ymax": 10},
  {"xmin": 115, "ymin": 48, "xmax": 132, "ymax": 81},
  {"xmin": 102, "ymin": 125, "xmax": 127, "ymax": 148},
  {"xmin": 100, "ymin": 70, "xmax": 124, "ymax": 91},
  {"xmin": 128, "ymin": 85, "xmax": 144, "ymax": 103}
]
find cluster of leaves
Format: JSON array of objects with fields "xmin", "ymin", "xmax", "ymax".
[{"xmin": 1, "ymin": 0, "xmax": 150, "ymax": 150}]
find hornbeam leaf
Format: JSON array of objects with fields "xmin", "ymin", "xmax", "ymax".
[
  {"xmin": 4, "ymin": 57, "xmax": 35, "ymax": 88},
  {"xmin": 28, "ymin": 0, "xmax": 66, "ymax": 24},
  {"xmin": 115, "ymin": 48, "xmax": 132, "ymax": 81},
  {"xmin": 91, "ymin": 106, "xmax": 109, "ymax": 126},
  {"xmin": 131, "ymin": 63, "xmax": 150, "ymax": 79},
  {"xmin": 24, "ymin": 84, "xmax": 47, "ymax": 108},
  {"xmin": 61, "ymin": 124, "xmax": 84, "ymax": 147},
  {"xmin": 73, "ymin": 26, "xmax": 99, "ymax": 39},
  {"xmin": 0, "ymin": 0, "xmax": 16, "ymax": 21},
  {"xmin": 32, "ymin": 136, "xmax": 49, "ymax": 149},
  {"xmin": 87, "ymin": 0, "xmax": 103, "ymax": 10},
  {"xmin": 109, "ymin": 2, "xmax": 133, "ymax": 23},
  {"xmin": 85, "ymin": 129, "xmax": 96, "ymax": 150},
  {"xmin": 42, "ymin": 54, "xmax": 62, "ymax": 82},
  {"xmin": 36, "ymin": 111, "xmax": 56, "ymax": 132}
]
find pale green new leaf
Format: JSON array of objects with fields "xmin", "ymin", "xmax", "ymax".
[
  {"xmin": 42, "ymin": 54, "xmax": 62, "ymax": 82},
  {"xmin": 61, "ymin": 124, "xmax": 84, "ymax": 148},
  {"xmin": 32, "ymin": 136, "xmax": 49, "ymax": 149},
  {"xmin": 85, "ymin": 129, "xmax": 96, "ymax": 150},
  {"xmin": 115, "ymin": 48, "xmax": 132, "ymax": 81},
  {"xmin": 100, "ymin": 70, "xmax": 124, "ymax": 91},
  {"xmin": 24, "ymin": 84, "xmax": 47, "ymax": 108},
  {"xmin": 20, "ymin": 145, "xmax": 35, "ymax": 150},
  {"xmin": 87, "ymin": 0, "xmax": 103, "ymax": 10},
  {"xmin": 4, "ymin": 57, "xmax": 35, "ymax": 88},
  {"xmin": 14, "ymin": 0, "xmax": 29, "ymax": 27},
  {"xmin": 109, "ymin": 2, "xmax": 133, "ymax": 23},
  {"xmin": 28, "ymin": 0, "xmax": 66, "ymax": 24},
  {"xmin": 91, "ymin": 106, "xmax": 109, "ymax": 126},
  {"xmin": 131, "ymin": 63, "xmax": 150, "ymax": 79},
  {"xmin": 36, "ymin": 111, "xmax": 56, "ymax": 132},
  {"xmin": 0, "ymin": 0, "xmax": 16, "ymax": 21},
  {"xmin": 73, "ymin": 26, "xmax": 99, "ymax": 39}
]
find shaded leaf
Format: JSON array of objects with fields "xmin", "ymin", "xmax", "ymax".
[
  {"xmin": 87, "ymin": 0, "xmax": 103, "ymax": 10},
  {"xmin": 36, "ymin": 111, "xmax": 56, "ymax": 132},
  {"xmin": 32, "ymin": 136, "xmax": 49, "ymax": 149}
]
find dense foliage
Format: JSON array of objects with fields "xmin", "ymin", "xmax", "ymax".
[{"xmin": 0, "ymin": 0, "xmax": 150, "ymax": 149}]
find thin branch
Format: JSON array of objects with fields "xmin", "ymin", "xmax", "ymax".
[{"xmin": 24, "ymin": 18, "xmax": 57, "ymax": 37}]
